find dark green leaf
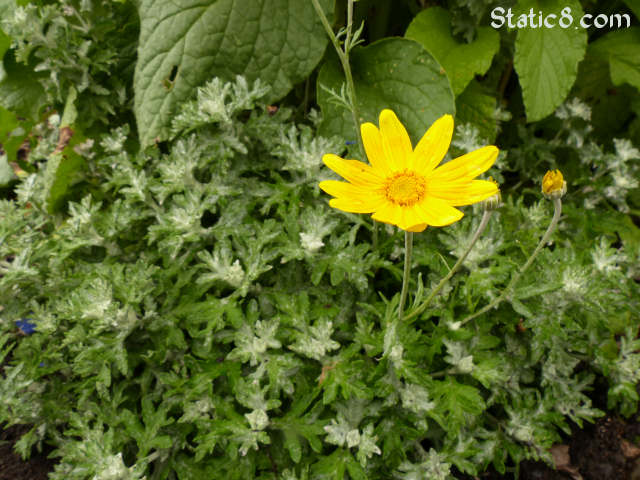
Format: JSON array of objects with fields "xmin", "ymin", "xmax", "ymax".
[
  {"xmin": 514, "ymin": 0, "xmax": 587, "ymax": 121},
  {"xmin": 589, "ymin": 27, "xmax": 640, "ymax": 91},
  {"xmin": 0, "ymin": 53, "xmax": 46, "ymax": 121},
  {"xmin": 43, "ymin": 136, "xmax": 87, "ymax": 213},
  {"xmin": 405, "ymin": 7, "xmax": 499, "ymax": 96},
  {"xmin": 134, "ymin": 0, "xmax": 333, "ymax": 146},
  {"xmin": 317, "ymin": 38, "xmax": 455, "ymax": 146},
  {"xmin": 455, "ymin": 80, "xmax": 498, "ymax": 142}
]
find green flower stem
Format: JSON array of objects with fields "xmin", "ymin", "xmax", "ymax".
[
  {"xmin": 373, "ymin": 221, "xmax": 379, "ymax": 250},
  {"xmin": 345, "ymin": 0, "xmax": 354, "ymax": 51},
  {"xmin": 311, "ymin": 0, "xmax": 380, "ymax": 249},
  {"xmin": 310, "ymin": 0, "xmax": 363, "ymax": 156},
  {"xmin": 399, "ymin": 231, "xmax": 414, "ymax": 320},
  {"xmin": 461, "ymin": 197, "xmax": 563, "ymax": 326},
  {"xmin": 404, "ymin": 210, "xmax": 493, "ymax": 321}
]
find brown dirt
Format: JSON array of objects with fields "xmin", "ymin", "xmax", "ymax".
[
  {"xmin": 0, "ymin": 424, "xmax": 56, "ymax": 480},
  {"xmin": 456, "ymin": 413, "xmax": 640, "ymax": 480}
]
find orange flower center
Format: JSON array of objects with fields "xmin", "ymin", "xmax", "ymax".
[{"xmin": 383, "ymin": 170, "xmax": 427, "ymax": 207}]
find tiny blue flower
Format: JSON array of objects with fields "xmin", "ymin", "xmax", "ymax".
[
  {"xmin": 345, "ymin": 140, "xmax": 356, "ymax": 145},
  {"xmin": 15, "ymin": 318, "xmax": 36, "ymax": 335}
]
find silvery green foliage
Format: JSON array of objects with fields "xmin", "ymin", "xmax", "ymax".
[
  {"xmin": 289, "ymin": 319, "xmax": 340, "ymax": 361},
  {"xmin": 48, "ymin": 415, "xmax": 147, "ymax": 480},
  {"xmin": 443, "ymin": 339, "xmax": 474, "ymax": 374},
  {"xmin": 273, "ymin": 124, "xmax": 343, "ymax": 184},
  {"xmin": 452, "ymin": 123, "xmax": 484, "ymax": 153},
  {"xmin": 1, "ymin": 0, "xmax": 136, "ymax": 124},
  {"xmin": 396, "ymin": 449, "xmax": 452, "ymax": 480},
  {"xmin": 324, "ymin": 416, "xmax": 381, "ymax": 466},
  {"xmin": 197, "ymin": 247, "xmax": 245, "ymax": 288},
  {"xmin": 298, "ymin": 206, "xmax": 339, "ymax": 255},
  {"xmin": 355, "ymin": 424, "xmax": 382, "ymax": 466},
  {"xmin": 323, "ymin": 414, "xmax": 354, "ymax": 447},
  {"xmin": 0, "ymin": 75, "xmax": 638, "ymax": 480},
  {"xmin": 514, "ymin": 97, "xmax": 640, "ymax": 213},
  {"xmin": 228, "ymin": 318, "xmax": 281, "ymax": 366},
  {"xmin": 400, "ymin": 383, "xmax": 435, "ymax": 415},
  {"xmin": 171, "ymin": 76, "xmax": 270, "ymax": 135}
]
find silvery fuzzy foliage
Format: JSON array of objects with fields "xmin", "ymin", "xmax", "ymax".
[
  {"xmin": 2, "ymin": 0, "xmax": 136, "ymax": 125},
  {"xmin": 510, "ymin": 97, "xmax": 640, "ymax": 214},
  {"xmin": 171, "ymin": 76, "xmax": 270, "ymax": 136},
  {"xmin": 0, "ymin": 75, "xmax": 639, "ymax": 480},
  {"xmin": 396, "ymin": 449, "xmax": 452, "ymax": 480},
  {"xmin": 47, "ymin": 415, "xmax": 148, "ymax": 480}
]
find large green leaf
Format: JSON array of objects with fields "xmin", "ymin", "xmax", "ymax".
[
  {"xmin": 0, "ymin": 104, "xmax": 17, "ymax": 145},
  {"xmin": 455, "ymin": 80, "xmax": 498, "ymax": 143},
  {"xmin": 573, "ymin": 28, "xmax": 640, "ymax": 139},
  {"xmin": 0, "ymin": 28, "xmax": 10, "ymax": 81},
  {"xmin": 405, "ymin": 7, "xmax": 499, "ymax": 96},
  {"xmin": 624, "ymin": 0, "xmax": 640, "ymax": 19},
  {"xmin": 0, "ymin": 155, "xmax": 15, "ymax": 186},
  {"xmin": 43, "ymin": 133, "xmax": 87, "ymax": 213},
  {"xmin": 514, "ymin": 0, "xmax": 587, "ymax": 122},
  {"xmin": 0, "ymin": 53, "xmax": 46, "ymax": 121},
  {"xmin": 317, "ymin": 38, "xmax": 455, "ymax": 147},
  {"xmin": 134, "ymin": 0, "xmax": 332, "ymax": 147},
  {"xmin": 589, "ymin": 27, "xmax": 640, "ymax": 91},
  {"xmin": 0, "ymin": 104, "xmax": 25, "ymax": 169}
]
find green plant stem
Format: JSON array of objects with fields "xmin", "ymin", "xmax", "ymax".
[
  {"xmin": 372, "ymin": 221, "xmax": 378, "ymax": 250},
  {"xmin": 345, "ymin": 0, "xmax": 354, "ymax": 50},
  {"xmin": 310, "ymin": 0, "xmax": 364, "ymax": 156},
  {"xmin": 311, "ymin": 0, "xmax": 380, "ymax": 249},
  {"xmin": 461, "ymin": 197, "xmax": 563, "ymax": 325},
  {"xmin": 404, "ymin": 210, "xmax": 493, "ymax": 321},
  {"xmin": 399, "ymin": 231, "xmax": 414, "ymax": 320},
  {"xmin": 429, "ymin": 368, "xmax": 456, "ymax": 378}
]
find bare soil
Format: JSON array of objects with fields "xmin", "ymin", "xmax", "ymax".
[
  {"xmin": 455, "ymin": 414, "xmax": 640, "ymax": 480},
  {"xmin": 0, "ymin": 424, "xmax": 55, "ymax": 480}
]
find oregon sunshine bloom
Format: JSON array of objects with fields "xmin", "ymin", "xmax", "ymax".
[
  {"xmin": 319, "ymin": 109, "xmax": 499, "ymax": 232},
  {"xmin": 542, "ymin": 169, "xmax": 567, "ymax": 199}
]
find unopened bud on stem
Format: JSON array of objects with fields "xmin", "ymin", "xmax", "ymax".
[
  {"xmin": 482, "ymin": 177, "xmax": 501, "ymax": 211},
  {"xmin": 542, "ymin": 169, "xmax": 567, "ymax": 199}
]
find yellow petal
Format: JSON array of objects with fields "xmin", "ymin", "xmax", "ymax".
[
  {"xmin": 429, "ymin": 179, "xmax": 499, "ymax": 206},
  {"xmin": 322, "ymin": 154, "xmax": 384, "ymax": 187},
  {"xmin": 361, "ymin": 122, "xmax": 392, "ymax": 174},
  {"xmin": 329, "ymin": 197, "xmax": 380, "ymax": 213},
  {"xmin": 415, "ymin": 196, "xmax": 464, "ymax": 226},
  {"xmin": 406, "ymin": 223, "xmax": 427, "ymax": 232},
  {"xmin": 318, "ymin": 180, "xmax": 373, "ymax": 199},
  {"xmin": 379, "ymin": 109, "xmax": 413, "ymax": 171},
  {"xmin": 542, "ymin": 169, "xmax": 565, "ymax": 196},
  {"xmin": 371, "ymin": 202, "xmax": 401, "ymax": 226},
  {"xmin": 397, "ymin": 206, "xmax": 425, "ymax": 231},
  {"xmin": 371, "ymin": 202, "xmax": 426, "ymax": 231},
  {"xmin": 430, "ymin": 146, "xmax": 498, "ymax": 182},
  {"xmin": 412, "ymin": 114, "xmax": 453, "ymax": 174}
]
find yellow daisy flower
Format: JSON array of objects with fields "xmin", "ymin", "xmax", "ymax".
[{"xmin": 319, "ymin": 109, "xmax": 499, "ymax": 232}]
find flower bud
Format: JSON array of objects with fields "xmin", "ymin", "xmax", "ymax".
[
  {"xmin": 542, "ymin": 169, "xmax": 566, "ymax": 199},
  {"xmin": 482, "ymin": 177, "xmax": 501, "ymax": 211}
]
